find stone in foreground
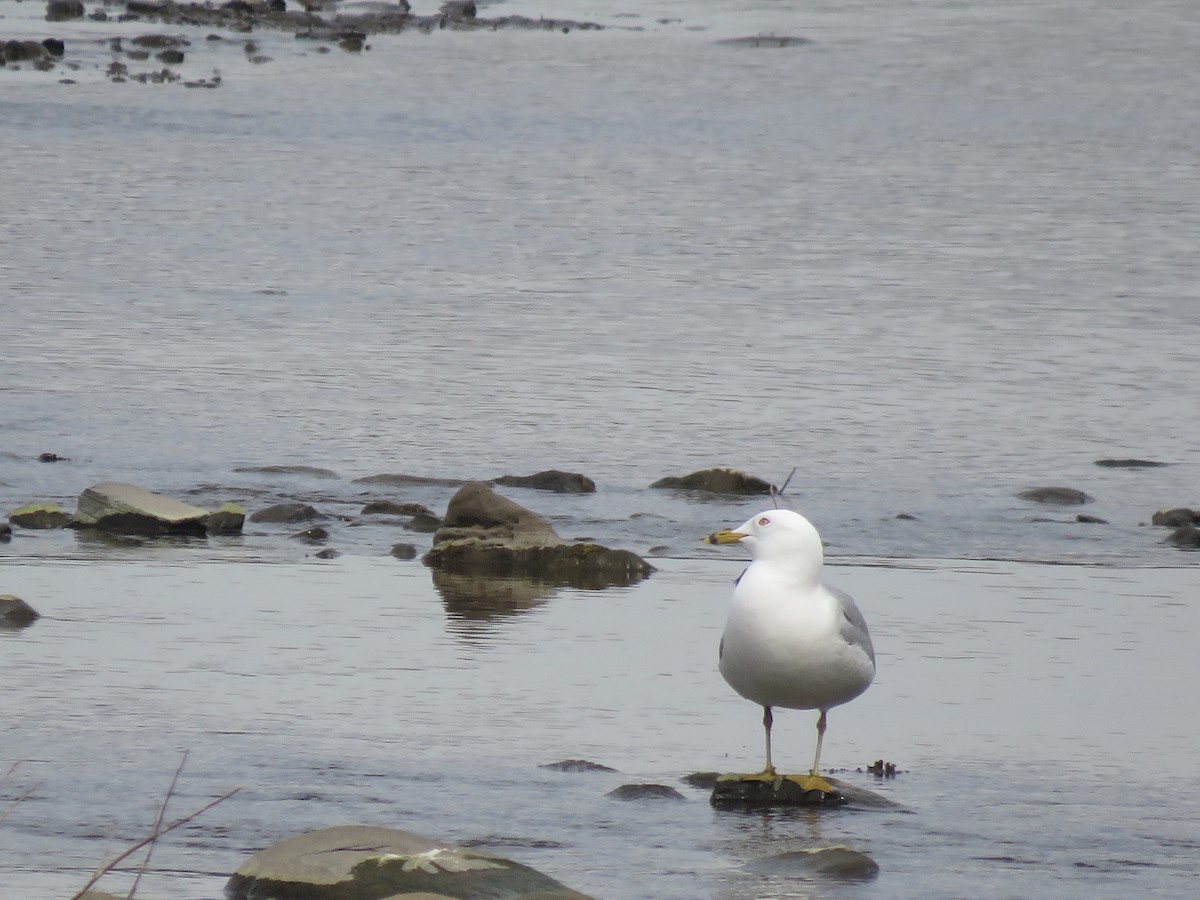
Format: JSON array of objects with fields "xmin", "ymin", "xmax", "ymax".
[
  {"xmin": 224, "ymin": 825, "xmax": 594, "ymax": 900},
  {"xmin": 72, "ymin": 482, "xmax": 213, "ymax": 536},
  {"xmin": 710, "ymin": 773, "xmax": 900, "ymax": 810}
]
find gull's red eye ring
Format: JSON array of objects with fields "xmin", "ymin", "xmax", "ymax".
[{"xmin": 758, "ymin": 516, "xmax": 771, "ymax": 527}]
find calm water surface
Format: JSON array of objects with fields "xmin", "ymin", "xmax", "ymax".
[
  {"xmin": 2, "ymin": 0, "xmax": 1199, "ymax": 896},
  {"xmin": 2, "ymin": 556, "xmax": 1198, "ymax": 898}
]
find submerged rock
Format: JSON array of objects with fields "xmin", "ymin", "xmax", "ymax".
[
  {"xmin": 0, "ymin": 594, "xmax": 41, "ymax": 628},
  {"xmin": 8, "ymin": 503, "xmax": 71, "ymax": 529},
  {"xmin": 224, "ymin": 824, "xmax": 594, "ymax": 900},
  {"xmin": 745, "ymin": 846, "xmax": 879, "ymax": 880},
  {"xmin": 249, "ymin": 502, "xmax": 322, "ymax": 523},
  {"xmin": 72, "ymin": 482, "xmax": 210, "ymax": 535},
  {"xmin": 361, "ymin": 500, "xmax": 437, "ymax": 517},
  {"xmin": 540, "ymin": 759, "xmax": 617, "ymax": 773},
  {"xmin": 1017, "ymin": 486, "xmax": 1093, "ymax": 505},
  {"xmin": 45, "ymin": 1, "xmax": 85, "ymax": 22},
  {"xmin": 0, "ymin": 522, "xmax": 10, "ymax": 542},
  {"xmin": 651, "ymin": 467, "xmax": 774, "ymax": 495},
  {"xmin": 1094, "ymin": 458, "xmax": 1170, "ymax": 468},
  {"xmin": 607, "ymin": 783, "xmax": 685, "ymax": 801},
  {"xmin": 1151, "ymin": 507, "xmax": 1198, "ymax": 527},
  {"xmin": 493, "ymin": 469, "xmax": 597, "ymax": 494},
  {"xmin": 1167, "ymin": 524, "xmax": 1200, "ymax": 549}
]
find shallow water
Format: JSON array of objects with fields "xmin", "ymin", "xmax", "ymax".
[{"xmin": 2, "ymin": 556, "xmax": 1198, "ymax": 898}]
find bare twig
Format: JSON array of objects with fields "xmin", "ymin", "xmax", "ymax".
[
  {"xmin": 0, "ymin": 780, "xmax": 42, "ymax": 828},
  {"xmin": 128, "ymin": 750, "xmax": 190, "ymax": 899},
  {"xmin": 69, "ymin": 785, "xmax": 241, "ymax": 900},
  {"xmin": 770, "ymin": 466, "xmax": 798, "ymax": 508}
]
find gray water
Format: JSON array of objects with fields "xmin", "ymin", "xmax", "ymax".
[
  {"xmin": 3, "ymin": 556, "xmax": 1199, "ymax": 899},
  {"xmin": 2, "ymin": 0, "xmax": 1199, "ymax": 896}
]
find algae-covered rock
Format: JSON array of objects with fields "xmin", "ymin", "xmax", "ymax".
[
  {"xmin": 224, "ymin": 825, "xmax": 594, "ymax": 900},
  {"xmin": 72, "ymin": 482, "xmax": 210, "ymax": 536},
  {"xmin": 651, "ymin": 467, "xmax": 774, "ymax": 495},
  {"xmin": 8, "ymin": 503, "xmax": 71, "ymax": 529},
  {"xmin": 206, "ymin": 502, "xmax": 246, "ymax": 534},
  {"xmin": 493, "ymin": 470, "xmax": 596, "ymax": 494},
  {"xmin": 439, "ymin": 481, "xmax": 560, "ymax": 545},
  {"xmin": 1167, "ymin": 524, "xmax": 1200, "ymax": 549},
  {"xmin": 710, "ymin": 774, "xmax": 901, "ymax": 810}
]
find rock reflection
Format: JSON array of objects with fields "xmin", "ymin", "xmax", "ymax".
[{"xmin": 430, "ymin": 569, "xmax": 559, "ymax": 637}]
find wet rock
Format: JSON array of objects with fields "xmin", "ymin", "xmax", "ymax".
[
  {"xmin": 314, "ymin": 547, "xmax": 340, "ymax": 559},
  {"xmin": 224, "ymin": 824, "xmax": 594, "ymax": 900},
  {"xmin": 426, "ymin": 483, "xmax": 654, "ymax": 587},
  {"xmin": 292, "ymin": 525, "xmax": 329, "ymax": 544},
  {"xmin": 353, "ymin": 472, "xmax": 464, "ymax": 488},
  {"xmin": 0, "ymin": 522, "xmax": 11, "ymax": 542},
  {"xmin": 390, "ymin": 542, "xmax": 418, "ymax": 560},
  {"xmin": 493, "ymin": 470, "xmax": 597, "ymax": 494},
  {"xmin": 71, "ymin": 482, "xmax": 210, "ymax": 536},
  {"xmin": 439, "ymin": 481, "xmax": 560, "ymax": 545},
  {"xmin": 249, "ymin": 502, "xmax": 322, "ymax": 523},
  {"xmin": 651, "ymin": 467, "xmax": 774, "ymax": 495},
  {"xmin": 710, "ymin": 773, "xmax": 902, "ymax": 810},
  {"xmin": 1167, "ymin": 524, "xmax": 1200, "ymax": 549},
  {"xmin": 1075, "ymin": 513, "xmax": 1108, "ymax": 524},
  {"xmin": 1, "ymin": 594, "xmax": 41, "ymax": 628},
  {"xmin": 8, "ymin": 503, "xmax": 71, "ymax": 529},
  {"xmin": 1017, "ymin": 486, "xmax": 1093, "ymax": 505},
  {"xmin": 680, "ymin": 771, "xmax": 721, "ymax": 790},
  {"xmin": 41, "ymin": 38, "xmax": 66, "ymax": 57},
  {"xmin": 234, "ymin": 464, "xmax": 340, "ymax": 477},
  {"xmin": 745, "ymin": 846, "xmax": 879, "ymax": 880},
  {"xmin": 717, "ymin": 34, "xmax": 811, "ymax": 49},
  {"xmin": 3, "ymin": 40, "xmax": 50, "ymax": 63},
  {"xmin": 38, "ymin": 451, "xmax": 68, "ymax": 461},
  {"xmin": 361, "ymin": 500, "xmax": 436, "ymax": 517},
  {"xmin": 131, "ymin": 33, "xmax": 190, "ymax": 49},
  {"xmin": 156, "ymin": 49, "xmax": 186, "ymax": 63},
  {"xmin": 206, "ymin": 502, "xmax": 246, "ymax": 534},
  {"xmin": 406, "ymin": 511, "xmax": 442, "ymax": 533},
  {"xmin": 1094, "ymin": 458, "xmax": 1170, "ymax": 468},
  {"xmin": 865, "ymin": 759, "xmax": 900, "ymax": 778},
  {"xmin": 607, "ymin": 783, "xmax": 685, "ymax": 801},
  {"xmin": 540, "ymin": 759, "xmax": 617, "ymax": 773},
  {"xmin": 1151, "ymin": 508, "xmax": 1198, "ymax": 527},
  {"xmin": 45, "ymin": 1, "xmax": 85, "ymax": 22}
]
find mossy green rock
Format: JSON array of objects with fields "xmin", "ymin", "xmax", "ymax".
[
  {"xmin": 207, "ymin": 502, "xmax": 246, "ymax": 534},
  {"xmin": 225, "ymin": 825, "xmax": 594, "ymax": 900},
  {"xmin": 8, "ymin": 502, "xmax": 71, "ymax": 529}
]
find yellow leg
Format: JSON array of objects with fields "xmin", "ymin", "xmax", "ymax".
[{"xmin": 761, "ymin": 705, "xmax": 776, "ymax": 776}]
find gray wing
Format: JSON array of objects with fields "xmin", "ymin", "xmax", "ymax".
[{"xmin": 829, "ymin": 585, "xmax": 875, "ymax": 665}]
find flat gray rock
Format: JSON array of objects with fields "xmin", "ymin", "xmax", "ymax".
[
  {"xmin": 72, "ymin": 481, "xmax": 210, "ymax": 535},
  {"xmin": 225, "ymin": 825, "xmax": 593, "ymax": 899}
]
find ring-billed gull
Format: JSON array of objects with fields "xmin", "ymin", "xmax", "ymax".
[{"xmin": 708, "ymin": 509, "xmax": 875, "ymax": 792}]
